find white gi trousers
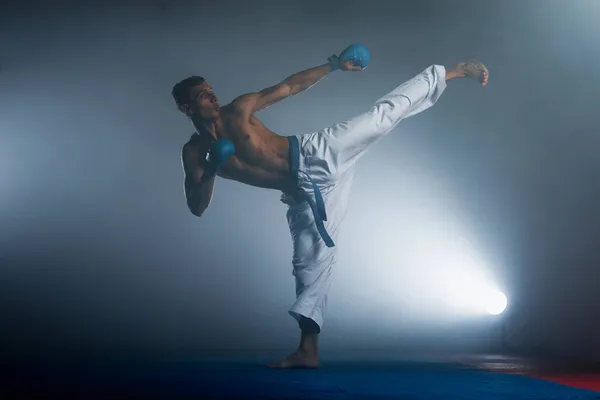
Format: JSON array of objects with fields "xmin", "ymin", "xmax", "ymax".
[{"xmin": 281, "ymin": 64, "xmax": 448, "ymax": 330}]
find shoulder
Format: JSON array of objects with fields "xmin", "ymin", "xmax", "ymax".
[
  {"xmin": 182, "ymin": 133, "xmax": 209, "ymax": 160},
  {"xmin": 227, "ymin": 93, "xmax": 260, "ymax": 114},
  {"xmin": 228, "ymin": 84, "xmax": 292, "ymax": 115},
  {"xmin": 181, "ymin": 134, "xmax": 197, "ymax": 157}
]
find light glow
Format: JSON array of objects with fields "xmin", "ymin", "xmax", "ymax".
[{"xmin": 484, "ymin": 290, "xmax": 508, "ymax": 315}]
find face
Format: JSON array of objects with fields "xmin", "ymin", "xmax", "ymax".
[{"xmin": 184, "ymin": 82, "xmax": 220, "ymax": 121}]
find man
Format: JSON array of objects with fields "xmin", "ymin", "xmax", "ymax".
[{"xmin": 174, "ymin": 44, "xmax": 489, "ymax": 368}]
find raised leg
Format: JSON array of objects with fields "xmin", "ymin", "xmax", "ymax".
[{"xmin": 318, "ymin": 61, "xmax": 488, "ymax": 176}]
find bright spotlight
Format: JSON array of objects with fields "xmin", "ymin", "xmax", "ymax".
[
  {"xmin": 484, "ymin": 290, "xmax": 507, "ymax": 315},
  {"xmin": 443, "ymin": 273, "xmax": 508, "ymax": 316}
]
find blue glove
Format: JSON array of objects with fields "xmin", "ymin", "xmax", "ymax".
[
  {"xmin": 328, "ymin": 43, "xmax": 371, "ymax": 71},
  {"xmin": 206, "ymin": 138, "xmax": 235, "ymax": 177}
]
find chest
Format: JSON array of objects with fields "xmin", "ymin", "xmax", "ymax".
[
  {"xmin": 219, "ymin": 115, "xmax": 269, "ymax": 159},
  {"xmin": 210, "ymin": 111, "xmax": 277, "ymax": 180},
  {"xmin": 222, "ymin": 113, "xmax": 263, "ymax": 140},
  {"xmin": 211, "ymin": 125, "xmax": 252, "ymax": 179}
]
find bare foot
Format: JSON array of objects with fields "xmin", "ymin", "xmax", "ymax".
[
  {"xmin": 454, "ymin": 60, "xmax": 489, "ymax": 87},
  {"xmin": 266, "ymin": 350, "xmax": 320, "ymax": 369}
]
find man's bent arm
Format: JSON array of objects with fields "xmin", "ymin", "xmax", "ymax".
[
  {"xmin": 186, "ymin": 173, "xmax": 215, "ymax": 217},
  {"xmin": 233, "ymin": 63, "xmax": 332, "ymax": 113},
  {"xmin": 182, "ymin": 146, "xmax": 215, "ymax": 217}
]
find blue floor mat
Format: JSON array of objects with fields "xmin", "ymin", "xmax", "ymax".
[{"xmin": 4, "ymin": 356, "xmax": 600, "ymax": 399}]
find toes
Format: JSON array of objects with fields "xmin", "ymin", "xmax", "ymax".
[
  {"xmin": 480, "ymin": 69, "xmax": 489, "ymax": 86},
  {"xmin": 266, "ymin": 359, "xmax": 286, "ymax": 368},
  {"xmin": 266, "ymin": 356, "xmax": 319, "ymax": 369},
  {"xmin": 267, "ymin": 357, "xmax": 295, "ymax": 369}
]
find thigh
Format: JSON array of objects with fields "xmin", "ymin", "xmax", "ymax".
[
  {"xmin": 316, "ymin": 65, "xmax": 447, "ymax": 174},
  {"xmin": 287, "ymin": 168, "xmax": 355, "ymax": 267}
]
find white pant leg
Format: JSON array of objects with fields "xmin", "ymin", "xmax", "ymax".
[
  {"xmin": 286, "ymin": 168, "xmax": 355, "ymax": 330},
  {"xmin": 321, "ymin": 64, "xmax": 448, "ymax": 175},
  {"xmin": 282, "ymin": 64, "xmax": 447, "ymax": 330}
]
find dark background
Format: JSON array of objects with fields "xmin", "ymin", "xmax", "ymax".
[{"xmin": 1, "ymin": 0, "xmax": 599, "ymax": 362}]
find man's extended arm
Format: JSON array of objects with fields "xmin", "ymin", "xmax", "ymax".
[
  {"xmin": 282, "ymin": 63, "xmax": 332, "ymax": 97},
  {"xmin": 233, "ymin": 63, "xmax": 332, "ymax": 113}
]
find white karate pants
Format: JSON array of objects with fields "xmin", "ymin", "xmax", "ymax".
[{"xmin": 281, "ymin": 64, "xmax": 448, "ymax": 330}]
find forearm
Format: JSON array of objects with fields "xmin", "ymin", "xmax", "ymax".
[
  {"xmin": 282, "ymin": 63, "xmax": 332, "ymax": 95},
  {"xmin": 187, "ymin": 176, "xmax": 215, "ymax": 217}
]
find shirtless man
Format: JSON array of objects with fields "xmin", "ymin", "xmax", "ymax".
[{"xmin": 174, "ymin": 44, "xmax": 489, "ymax": 369}]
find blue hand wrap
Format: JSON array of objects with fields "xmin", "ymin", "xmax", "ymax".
[
  {"xmin": 206, "ymin": 138, "xmax": 235, "ymax": 177},
  {"xmin": 328, "ymin": 43, "xmax": 371, "ymax": 71}
]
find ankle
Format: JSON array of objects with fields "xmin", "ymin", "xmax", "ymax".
[
  {"xmin": 298, "ymin": 335, "xmax": 319, "ymax": 355},
  {"xmin": 445, "ymin": 69, "xmax": 463, "ymax": 81},
  {"xmin": 297, "ymin": 345, "xmax": 318, "ymax": 357}
]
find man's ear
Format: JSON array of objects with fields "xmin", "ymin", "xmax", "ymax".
[{"xmin": 179, "ymin": 104, "xmax": 193, "ymax": 116}]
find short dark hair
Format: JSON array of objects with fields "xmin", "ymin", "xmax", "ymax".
[{"xmin": 172, "ymin": 76, "xmax": 205, "ymax": 108}]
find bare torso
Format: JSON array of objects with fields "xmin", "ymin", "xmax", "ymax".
[{"xmin": 185, "ymin": 104, "xmax": 295, "ymax": 192}]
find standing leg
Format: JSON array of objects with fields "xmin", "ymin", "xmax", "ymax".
[{"xmin": 268, "ymin": 169, "xmax": 355, "ymax": 369}]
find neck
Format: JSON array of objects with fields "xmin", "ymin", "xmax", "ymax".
[{"xmin": 191, "ymin": 116, "xmax": 220, "ymax": 141}]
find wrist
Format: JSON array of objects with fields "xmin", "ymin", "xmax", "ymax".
[
  {"xmin": 327, "ymin": 55, "xmax": 340, "ymax": 72},
  {"xmin": 203, "ymin": 153, "xmax": 218, "ymax": 179}
]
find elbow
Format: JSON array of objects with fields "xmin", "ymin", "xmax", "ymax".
[
  {"xmin": 190, "ymin": 208, "xmax": 204, "ymax": 218},
  {"xmin": 278, "ymin": 82, "xmax": 294, "ymax": 97},
  {"xmin": 186, "ymin": 188, "xmax": 212, "ymax": 218},
  {"xmin": 187, "ymin": 200, "xmax": 207, "ymax": 218}
]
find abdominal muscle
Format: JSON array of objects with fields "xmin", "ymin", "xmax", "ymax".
[{"xmin": 216, "ymin": 114, "xmax": 296, "ymax": 192}]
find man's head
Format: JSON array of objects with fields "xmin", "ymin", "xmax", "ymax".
[{"xmin": 172, "ymin": 76, "xmax": 220, "ymax": 121}]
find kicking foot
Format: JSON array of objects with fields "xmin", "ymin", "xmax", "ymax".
[
  {"xmin": 266, "ymin": 350, "xmax": 320, "ymax": 369},
  {"xmin": 453, "ymin": 60, "xmax": 489, "ymax": 87}
]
